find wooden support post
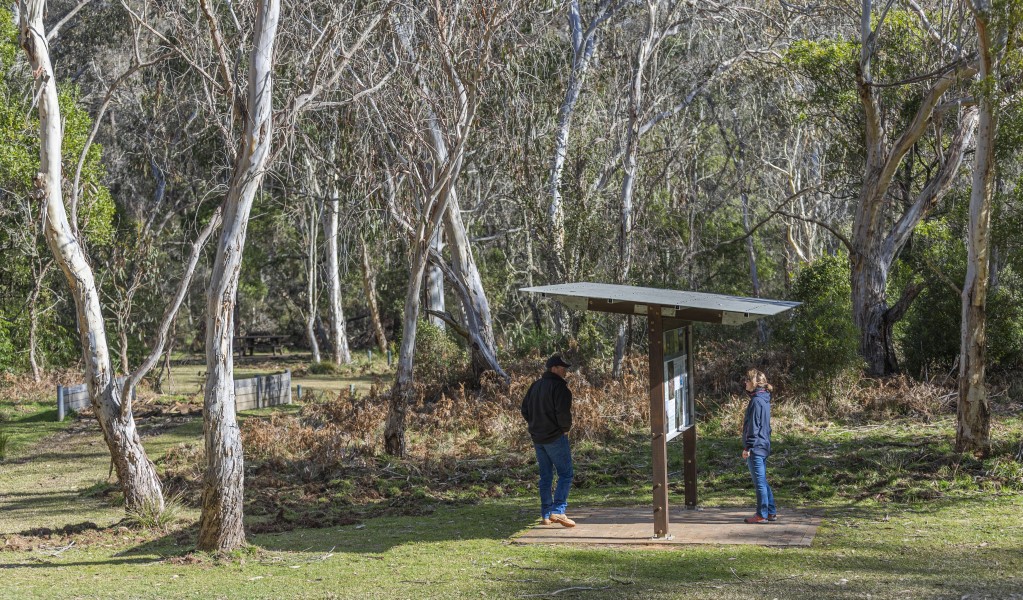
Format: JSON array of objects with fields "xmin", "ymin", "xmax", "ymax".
[
  {"xmin": 648, "ymin": 309, "xmax": 670, "ymax": 538},
  {"xmin": 684, "ymin": 324, "xmax": 698, "ymax": 508},
  {"xmin": 57, "ymin": 385, "xmax": 65, "ymax": 422}
]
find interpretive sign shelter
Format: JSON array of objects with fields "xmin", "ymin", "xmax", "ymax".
[{"xmin": 521, "ymin": 282, "xmax": 799, "ymax": 540}]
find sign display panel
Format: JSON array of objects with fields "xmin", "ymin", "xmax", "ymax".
[{"xmin": 663, "ymin": 327, "xmax": 692, "ymax": 442}]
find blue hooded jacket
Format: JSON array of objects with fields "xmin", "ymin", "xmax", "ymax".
[{"xmin": 742, "ymin": 388, "xmax": 772, "ymax": 456}]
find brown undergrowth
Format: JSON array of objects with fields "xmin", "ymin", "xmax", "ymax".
[{"xmin": 159, "ymin": 357, "xmax": 652, "ymax": 533}]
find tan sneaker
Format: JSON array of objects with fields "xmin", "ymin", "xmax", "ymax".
[
  {"xmin": 549, "ymin": 514, "xmax": 576, "ymax": 527},
  {"xmin": 541, "ymin": 517, "xmax": 551, "ymax": 525}
]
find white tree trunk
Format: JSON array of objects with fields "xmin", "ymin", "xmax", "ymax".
[
  {"xmin": 425, "ymin": 228, "xmax": 446, "ymax": 330},
  {"xmin": 199, "ymin": 0, "xmax": 280, "ymax": 552},
  {"xmin": 18, "ymin": 0, "xmax": 164, "ymax": 514},
  {"xmin": 442, "ymin": 189, "xmax": 501, "ymax": 378},
  {"xmin": 548, "ymin": 0, "xmax": 617, "ymax": 278},
  {"xmin": 322, "ymin": 190, "xmax": 351, "ymax": 364},
  {"xmin": 957, "ymin": 0, "xmax": 997, "ymax": 457}
]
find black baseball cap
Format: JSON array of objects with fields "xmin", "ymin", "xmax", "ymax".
[{"xmin": 545, "ymin": 354, "xmax": 571, "ymax": 369}]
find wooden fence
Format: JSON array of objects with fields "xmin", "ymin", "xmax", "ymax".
[{"xmin": 57, "ymin": 370, "xmax": 291, "ymax": 421}]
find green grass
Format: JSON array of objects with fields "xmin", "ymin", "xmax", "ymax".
[
  {"xmin": 0, "ymin": 400, "xmax": 70, "ymax": 460},
  {"xmin": 162, "ymin": 352, "xmax": 391, "ymax": 399},
  {"xmin": 3, "ymin": 391, "xmax": 1023, "ymax": 598}
]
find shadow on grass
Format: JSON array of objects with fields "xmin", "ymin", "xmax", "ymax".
[{"xmin": 114, "ymin": 499, "xmax": 529, "ymax": 559}]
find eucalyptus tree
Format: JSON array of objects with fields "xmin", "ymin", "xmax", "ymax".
[
  {"xmin": 547, "ymin": 0, "xmax": 624, "ymax": 285},
  {"xmin": 958, "ymin": 0, "xmax": 1022, "ymax": 456},
  {"xmin": 850, "ymin": 0, "xmax": 981, "ymax": 376},
  {"xmin": 16, "ymin": 0, "xmax": 165, "ymax": 514},
  {"xmin": 366, "ymin": 0, "xmax": 519, "ymax": 456}
]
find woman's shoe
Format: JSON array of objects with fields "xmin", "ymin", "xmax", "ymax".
[
  {"xmin": 549, "ymin": 514, "xmax": 576, "ymax": 527},
  {"xmin": 768, "ymin": 514, "xmax": 778, "ymax": 522},
  {"xmin": 744, "ymin": 515, "xmax": 768, "ymax": 524}
]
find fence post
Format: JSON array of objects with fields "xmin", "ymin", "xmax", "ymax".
[
  {"xmin": 284, "ymin": 370, "xmax": 292, "ymax": 404},
  {"xmin": 367, "ymin": 349, "xmax": 373, "ymax": 362},
  {"xmin": 57, "ymin": 385, "xmax": 65, "ymax": 422},
  {"xmin": 387, "ymin": 349, "xmax": 392, "ymax": 367},
  {"xmin": 257, "ymin": 376, "xmax": 263, "ymax": 408},
  {"xmin": 349, "ymin": 383, "xmax": 356, "ymax": 396}
]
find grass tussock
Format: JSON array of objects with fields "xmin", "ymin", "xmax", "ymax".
[{"xmin": 124, "ymin": 494, "xmax": 185, "ymax": 531}]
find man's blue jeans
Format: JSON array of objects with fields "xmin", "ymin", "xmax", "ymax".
[
  {"xmin": 746, "ymin": 452, "xmax": 776, "ymax": 518},
  {"xmin": 534, "ymin": 434, "xmax": 573, "ymax": 518}
]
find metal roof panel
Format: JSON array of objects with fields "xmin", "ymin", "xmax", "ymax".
[{"xmin": 520, "ymin": 282, "xmax": 799, "ymax": 317}]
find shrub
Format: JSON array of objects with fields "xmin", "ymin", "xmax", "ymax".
[
  {"xmin": 410, "ymin": 319, "xmax": 466, "ymax": 385},
  {"xmin": 308, "ymin": 361, "xmax": 341, "ymax": 375},
  {"xmin": 779, "ymin": 254, "xmax": 862, "ymax": 389}
]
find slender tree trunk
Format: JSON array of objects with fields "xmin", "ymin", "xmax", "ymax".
[
  {"xmin": 425, "ymin": 228, "xmax": 446, "ymax": 330},
  {"xmin": 28, "ymin": 260, "xmax": 52, "ymax": 383},
  {"xmin": 305, "ymin": 205, "xmax": 321, "ymax": 363},
  {"xmin": 548, "ymin": 0, "xmax": 616, "ymax": 281},
  {"xmin": 360, "ymin": 236, "xmax": 387, "ymax": 353},
  {"xmin": 957, "ymin": 1, "xmax": 998, "ymax": 457},
  {"xmin": 199, "ymin": 0, "xmax": 280, "ymax": 552},
  {"xmin": 613, "ymin": 0, "xmax": 657, "ymax": 380},
  {"xmin": 385, "ymin": 241, "xmax": 429, "ymax": 457},
  {"xmin": 18, "ymin": 0, "xmax": 163, "ymax": 514},
  {"xmin": 322, "ymin": 190, "xmax": 351, "ymax": 365}
]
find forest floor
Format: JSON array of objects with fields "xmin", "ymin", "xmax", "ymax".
[{"xmin": 2, "ymin": 359, "xmax": 1023, "ymax": 599}]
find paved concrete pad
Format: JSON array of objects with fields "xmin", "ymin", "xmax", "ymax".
[{"xmin": 512, "ymin": 506, "xmax": 820, "ymax": 548}]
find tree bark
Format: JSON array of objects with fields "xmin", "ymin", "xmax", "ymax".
[
  {"xmin": 548, "ymin": 0, "xmax": 618, "ymax": 281},
  {"xmin": 957, "ymin": 0, "xmax": 998, "ymax": 457},
  {"xmin": 305, "ymin": 199, "xmax": 321, "ymax": 363},
  {"xmin": 18, "ymin": 0, "xmax": 164, "ymax": 514},
  {"xmin": 852, "ymin": 0, "xmax": 980, "ymax": 376},
  {"xmin": 425, "ymin": 228, "xmax": 446, "ymax": 330},
  {"xmin": 442, "ymin": 190, "xmax": 501, "ymax": 379},
  {"xmin": 360, "ymin": 236, "xmax": 387, "ymax": 353},
  {"xmin": 198, "ymin": 0, "xmax": 280, "ymax": 552},
  {"xmin": 322, "ymin": 189, "xmax": 352, "ymax": 365}
]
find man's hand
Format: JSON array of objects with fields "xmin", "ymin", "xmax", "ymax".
[{"xmin": 741, "ymin": 449, "xmax": 750, "ymax": 459}]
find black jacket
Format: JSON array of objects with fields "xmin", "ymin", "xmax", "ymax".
[
  {"xmin": 521, "ymin": 371, "xmax": 573, "ymax": 444},
  {"xmin": 742, "ymin": 388, "xmax": 772, "ymax": 456}
]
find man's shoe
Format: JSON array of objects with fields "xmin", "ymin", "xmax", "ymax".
[
  {"xmin": 744, "ymin": 515, "xmax": 768, "ymax": 524},
  {"xmin": 768, "ymin": 514, "xmax": 778, "ymax": 522},
  {"xmin": 549, "ymin": 514, "xmax": 576, "ymax": 527}
]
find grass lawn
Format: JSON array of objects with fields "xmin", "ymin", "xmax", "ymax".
[
  {"xmin": 2, "ymin": 372, "xmax": 1023, "ymax": 599},
  {"xmin": 161, "ymin": 352, "xmax": 391, "ymax": 399}
]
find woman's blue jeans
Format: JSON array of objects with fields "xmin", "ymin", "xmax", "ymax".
[
  {"xmin": 746, "ymin": 452, "xmax": 776, "ymax": 518},
  {"xmin": 534, "ymin": 434, "xmax": 573, "ymax": 518}
]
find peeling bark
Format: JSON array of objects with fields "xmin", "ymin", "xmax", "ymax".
[{"xmin": 18, "ymin": 0, "xmax": 163, "ymax": 515}]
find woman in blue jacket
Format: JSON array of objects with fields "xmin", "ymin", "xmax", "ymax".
[{"xmin": 741, "ymin": 368, "xmax": 776, "ymax": 524}]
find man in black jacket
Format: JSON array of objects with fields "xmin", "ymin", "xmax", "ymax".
[{"xmin": 521, "ymin": 354, "xmax": 575, "ymax": 527}]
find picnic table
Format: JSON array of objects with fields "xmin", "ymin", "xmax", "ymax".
[{"xmin": 234, "ymin": 333, "xmax": 289, "ymax": 357}]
